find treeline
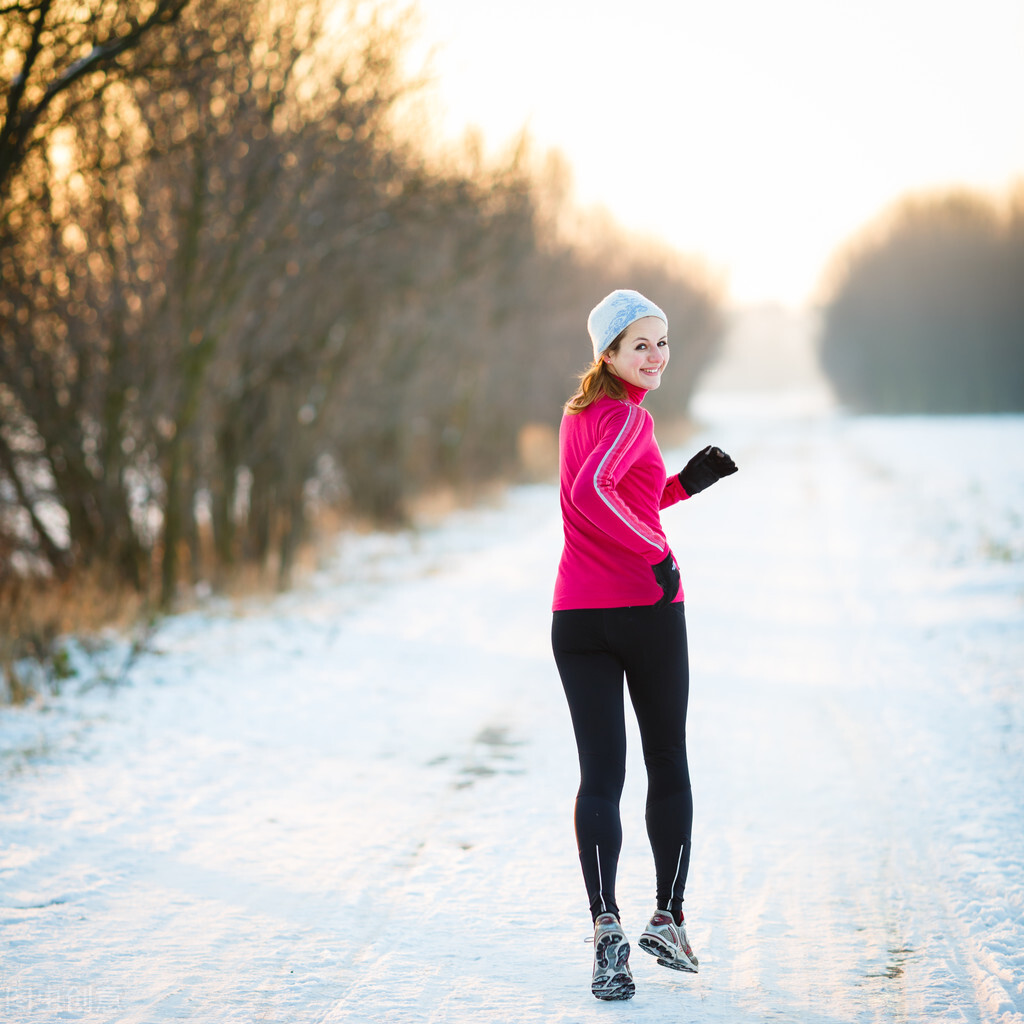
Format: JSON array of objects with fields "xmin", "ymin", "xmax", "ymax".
[
  {"xmin": 819, "ymin": 187, "xmax": 1024, "ymax": 413},
  {"xmin": 0, "ymin": 0, "xmax": 722, "ymax": 639}
]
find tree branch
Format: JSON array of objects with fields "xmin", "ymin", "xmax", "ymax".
[
  {"xmin": 0, "ymin": 0, "xmax": 192, "ymax": 196},
  {"xmin": 0, "ymin": 429, "xmax": 70, "ymax": 574}
]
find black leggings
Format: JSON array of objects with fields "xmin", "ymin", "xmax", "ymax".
[{"xmin": 552, "ymin": 603, "xmax": 692, "ymax": 922}]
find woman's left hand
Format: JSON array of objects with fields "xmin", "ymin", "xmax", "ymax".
[{"xmin": 651, "ymin": 551, "xmax": 681, "ymax": 606}]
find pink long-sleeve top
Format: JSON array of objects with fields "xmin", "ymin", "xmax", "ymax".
[{"xmin": 552, "ymin": 379, "xmax": 688, "ymax": 610}]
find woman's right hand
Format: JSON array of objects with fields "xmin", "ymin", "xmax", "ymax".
[{"xmin": 678, "ymin": 445, "xmax": 738, "ymax": 496}]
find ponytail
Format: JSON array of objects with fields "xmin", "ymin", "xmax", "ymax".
[{"xmin": 564, "ymin": 330, "xmax": 627, "ymax": 413}]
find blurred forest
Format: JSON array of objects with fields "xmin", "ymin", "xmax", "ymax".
[
  {"xmin": 819, "ymin": 187, "xmax": 1024, "ymax": 413},
  {"xmin": 0, "ymin": 0, "xmax": 722, "ymax": 694}
]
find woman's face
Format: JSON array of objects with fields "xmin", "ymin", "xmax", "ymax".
[{"xmin": 603, "ymin": 316, "xmax": 669, "ymax": 390}]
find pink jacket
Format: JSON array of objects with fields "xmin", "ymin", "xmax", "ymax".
[{"xmin": 552, "ymin": 379, "xmax": 688, "ymax": 610}]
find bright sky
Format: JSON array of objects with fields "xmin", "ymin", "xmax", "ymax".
[{"xmin": 405, "ymin": 0, "xmax": 1024, "ymax": 308}]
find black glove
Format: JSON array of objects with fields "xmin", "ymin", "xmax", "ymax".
[
  {"xmin": 651, "ymin": 551, "xmax": 680, "ymax": 607},
  {"xmin": 678, "ymin": 445, "xmax": 738, "ymax": 496}
]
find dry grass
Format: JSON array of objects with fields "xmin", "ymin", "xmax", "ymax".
[
  {"xmin": 0, "ymin": 569, "xmax": 147, "ymax": 704},
  {"xmin": 0, "ymin": 422, "xmax": 705, "ymax": 704}
]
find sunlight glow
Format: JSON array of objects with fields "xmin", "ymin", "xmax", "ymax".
[{"xmin": 406, "ymin": 0, "xmax": 1024, "ymax": 307}]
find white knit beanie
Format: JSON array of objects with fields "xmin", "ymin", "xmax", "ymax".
[{"xmin": 587, "ymin": 289, "xmax": 667, "ymax": 360}]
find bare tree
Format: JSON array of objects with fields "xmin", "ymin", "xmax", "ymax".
[
  {"xmin": 0, "ymin": 0, "xmax": 192, "ymax": 198},
  {"xmin": 1, "ymin": 0, "xmax": 725, "ymax": 630},
  {"xmin": 820, "ymin": 188, "xmax": 1024, "ymax": 412}
]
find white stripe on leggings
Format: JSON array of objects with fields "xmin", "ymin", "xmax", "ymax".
[{"xmin": 669, "ymin": 844, "xmax": 685, "ymax": 904}]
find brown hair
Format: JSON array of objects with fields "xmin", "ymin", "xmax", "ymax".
[{"xmin": 564, "ymin": 329, "xmax": 628, "ymax": 413}]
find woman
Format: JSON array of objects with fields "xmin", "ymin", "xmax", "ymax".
[{"xmin": 551, "ymin": 288, "xmax": 737, "ymax": 1001}]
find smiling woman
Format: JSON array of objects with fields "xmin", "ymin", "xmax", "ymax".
[
  {"xmin": 550, "ymin": 288, "xmax": 738, "ymax": 1001},
  {"xmin": 602, "ymin": 318, "xmax": 670, "ymax": 391},
  {"xmin": 563, "ymin": 292, "xmax": 670, "ymax": 414}
]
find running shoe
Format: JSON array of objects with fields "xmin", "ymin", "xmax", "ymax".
[
  {"xmin": 591, "ymin": 912, "xmax": 635, "ymax": 1000},
  {"xmin": 638, "ymin": 909, "xmax": 699, "ymax": 973}
]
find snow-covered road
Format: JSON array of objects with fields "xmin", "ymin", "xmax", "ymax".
[{"xmin": 2, "ymin": 398, "xmax": 1023, "ymax": 1023}]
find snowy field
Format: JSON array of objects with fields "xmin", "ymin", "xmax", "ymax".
[{"xmin": 2, "ymin": 392, "xmax": 1023, "ymax": 1024}]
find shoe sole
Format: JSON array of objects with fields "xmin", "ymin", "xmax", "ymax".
[
  {"xmin": 592, "ymin": 930, "xmax": 635, "ymax": 1000},
  {"xmin": 638, "ymin": 934, "xmax": 699, "ymax": 974}
]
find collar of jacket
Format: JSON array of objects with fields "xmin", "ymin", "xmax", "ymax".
[{"xmin": 612, "ymin": 377, "xmax": 651, "ymax": 406}]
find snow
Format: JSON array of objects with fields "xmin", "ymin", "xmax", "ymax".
[{"xmin": 2, "ymin": 388, "xmax": 1023, "ymax": 1023}]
